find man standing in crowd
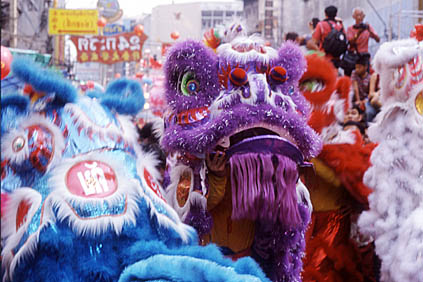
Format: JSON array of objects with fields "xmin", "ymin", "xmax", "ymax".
[
  {"xmin": 347, "ymin": 7, "xmax": 380, "ymax": 55},
  {"xmin": 307, "ymin": 5, "xmax": 346, "ymax": 68},
  {"xmin": 344, "ymin": 7, "xmax": 380, "ymax": 75}
]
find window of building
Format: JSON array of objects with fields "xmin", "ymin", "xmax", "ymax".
[
  {"xmin": 213, "ymin": 10, "xmax": 223, "ymax": 16},
  {"xmin": 202, "ymin": 19, "xmax": 212, "ymax": 28},
  {"xmin": 265, "ymin": 10, "xmax": 273, "ymax": 17},
  {"xmin": 202, "ymin": 11, "xmax": 212, "ymax": 17},
  {"xmin": 264, "ymin": 19, "xmax": 273, "ymax": 27},
  {"xmin": 265, "ymin": 29, "xmax": 273, "ymax": 37},
  {"xmin": 265, "ymin": 1, "xmax": 273, "ymax": 7},
  {"xmin": 236, "ymin": 11, "xmax": 243, "ymax": 16},
  {"xmin": 213, "ymin": 19, "xmax": 223, "ymax": 26},
  {"xmin": 226, "ymin": 11, "xmax": 234, "ymax": 17}
]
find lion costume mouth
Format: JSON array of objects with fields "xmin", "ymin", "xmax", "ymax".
[
  {"xmin": 220, "ymin": 128, "xmax": 311, "ymax": 226},
  {"xmin": 299, "ymin": 79, "xmax": 326, "ymax": 94}
]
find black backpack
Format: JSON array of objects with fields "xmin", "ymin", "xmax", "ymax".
[{"xmin": 322, "ymin": 19, "xmax": 348, "ymax": 58}]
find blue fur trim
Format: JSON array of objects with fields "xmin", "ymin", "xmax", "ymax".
[
  {"xmin": 11, "ymin": 58, "xmax": 77, "ymax": 105},
  {"xmin": 1, "ymin": 95, "xmax": 29, "ymax": 133},
  {"xmin": 11, "ymin": 198, "xmax": 268, "ymax": 282},
  {"xmin": 100, "ymin": 79, "xmax": 144, "ymax": 115},
  {"xmin": 86, "ymin": 90, "xmax": 104, "ymax": 99},
  {"xmin": 119, "ymin": 254, "xmax": 270, "ymax": 282},
  {"xmin": 1, "ymin": 95, "xmax": 29, "ymax": 113}
]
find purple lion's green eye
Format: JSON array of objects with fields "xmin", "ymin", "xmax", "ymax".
[{"xmin": 181, "ymin": 72, "xmax": 199, "ymax": 96}]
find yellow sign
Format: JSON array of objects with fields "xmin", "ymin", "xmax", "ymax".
[{"xmin": 49, "ymin": 9, "xmax": 99, "ymax": 35}]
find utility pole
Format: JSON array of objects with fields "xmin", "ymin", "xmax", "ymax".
[{"xmin": 9, "ymin": 0, "xmax": 18, "ymax": 47}]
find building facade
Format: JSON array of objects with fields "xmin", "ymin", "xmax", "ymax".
[
  {"xmin": 149, "ymin": 1, "xmax": 243, "ymax": 59},
  {"xmin": 244, "ymin": 0, "xmax": 422, "ymax": 54},
  {"xmin": 1, "ymin": 0, "xmax": 64, "ymax": 54}
]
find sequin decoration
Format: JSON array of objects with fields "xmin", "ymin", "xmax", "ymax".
[
  {"xmin": 176, "ymin": 171, "xmax": 191, "ymax": 207},
  {"xmin": 72, "ymin": 195, "xmax": 126, "ymax": 219},
  {"xmin": 416, "ymin": 91, "xmax": 423, "ymax": 116},
  {"xmin": 167, "ymin": 106, "xmax": 210, "ymax": 126}
]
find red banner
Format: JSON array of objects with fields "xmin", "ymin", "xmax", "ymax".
[{"xmin": 70, "ymin": 32, "xmax": 148, "ymax": 64}]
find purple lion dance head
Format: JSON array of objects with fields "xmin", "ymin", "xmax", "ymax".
[{"xmin": 162, "ymin": 34, "xmax": 321, "ymax": 281}]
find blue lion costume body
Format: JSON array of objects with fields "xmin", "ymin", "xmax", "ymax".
[{"xmin": 1, "ymin": 59, "xmax": 269, "ymax": 282}]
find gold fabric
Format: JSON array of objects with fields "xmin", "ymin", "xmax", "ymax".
[{"xmin": 205, "ymin": 172, "xmax": 255, "ymax": 253}]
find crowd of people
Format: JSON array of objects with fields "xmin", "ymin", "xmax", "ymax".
[
  {"xmin": 286, "ymin": 5, "xmax": 382, "ymax": 136},
  {"xmin": 2, "ymin": 3, "xmax": 421, "ymax": 281}
]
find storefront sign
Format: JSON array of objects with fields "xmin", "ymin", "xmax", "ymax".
[
  {"xmin": 70, "ymin": 32, "xmax": 148, "ymax": 64},
  {"xmin": 48, "ymin": 9, "xmax": 98, "ymax": 35}
]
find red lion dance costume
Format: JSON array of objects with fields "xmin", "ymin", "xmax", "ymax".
[{"xmin": 299, "ymin": 54, "xmax": 377, "ymax": 281}]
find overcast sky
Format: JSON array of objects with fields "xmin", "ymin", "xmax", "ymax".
[{"xmin": 66, "ymin": 0, "xmax": 239, "ymax": 18}]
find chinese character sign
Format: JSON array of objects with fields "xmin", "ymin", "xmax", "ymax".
[
  {"xmin": 49, "ymin": 9, "xmax": 99, "ymax": 35},
  {"xmin": 70, "ymin": 32, "xmax": 148, "ymax": 64}
]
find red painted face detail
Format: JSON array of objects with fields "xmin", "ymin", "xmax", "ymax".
[
  {"xmin": 256, "ymin": 64, "xmax": 269, "ymax": 74},
  {"xmin": 16, "ymin": 200, "xmax": 30, "ymax": 231},
  {"xmin": 27, "ymin": 125, "xmax": 54, "ymax": 173},
  {"xmin": 66, "ymin": 161, "xmax": 118, "ymax": 198},
  {"xmin": 270, "ymin": 66, "xmax": 288, "ymax": 83},
  {"xmin": 143, "ymin": 168, "xmax": 166, "ymax": 201},
  {"xmin": 229, "ymin": 68, "xmax": 248, "ymax": 86}
]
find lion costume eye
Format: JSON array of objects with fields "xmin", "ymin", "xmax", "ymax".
[
  {"xmin": 269, "ymin": 66, "xmax": 288, "ymax": 84},
  {"xmin": 229, "ymin": 68, "xmax": 248, "ymax": 86},
  {"xmin": 180, "ymin": 72, "xmax": 200, "ymax": 96},
  {"xmin": 12, "ymin": 136, "xmax": 26, "ymax": 152}
]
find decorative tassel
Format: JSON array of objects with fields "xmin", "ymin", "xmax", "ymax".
[{"xmin": 229, "ymin": 153, "xmax": 301, "ymax": 226}]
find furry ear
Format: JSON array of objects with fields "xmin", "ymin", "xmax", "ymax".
[
  {"xmin": 274, "ymin": 41, "xmax": 307, "ymax": 83},
  {"xmin": 100, "ymin": 78, "xmax": 144, "ymax": 115},
  {"xmin": 300, "ymin": 54, "xmax": 337, "ymax": 107},
  {"xmin": 11, "ymin": 58, "xmax": 77, "ymax": 105},
  {"xmin": 164, "ymin": 40, "xmax": 219, "ymax": 112}
]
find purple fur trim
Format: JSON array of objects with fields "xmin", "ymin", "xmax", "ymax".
[
  {"xmin": 183, "ymin": 204, "xmax": 213, "ymax": 237},
  {"xmin": 162, "ymin": 103, "xmax": 322, "ymax": 160},
  {"xmin": 273, "ymin": 42, "xmax": 310, "ymax": 117},
  {"xmin": 252, "ymin": 203, "xmax": 311, "ymax": 282},
  {"xmin": 229, "ymin": 153, "xmax": 301, "ymax": 226},
  {"xmin": 164, "ymin": 40, "xmax": 220, "ymax": 112},
  {"xmin": 272, "ymin": 42, "xmax": 307, "ymax": 86}
]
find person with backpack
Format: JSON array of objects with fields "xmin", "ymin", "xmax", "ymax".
[
  {"xmin": 342, "ymin": 7, "xmax": 380, "ymax": 76},
  {"xmin": 307, "ymin": 5, "xmax": 347, "ymax": 69}
]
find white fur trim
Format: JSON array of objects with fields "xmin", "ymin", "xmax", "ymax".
[
  {"xmin": 217, "ymin": 35, "xmax": 278, "ymax": 65},
  {"xmin": 1, "ymin": 188, "xmax": 43, "ymax": 281},
  {"xmin": 135, "ymin": 149, "xmax": 196, "ymax": 242},
  {"xmin": 164, "ymin": 164, "xmax": 194, "ymax": 221},
  {"xmin": 373, "ymin": 38, "xmax": 422, "ymax": 106},
  {"xmin": 296, "ymin": 180, "xmax": 312, "ymax": 215},
  {"xmin": 267, "ymin": 89, "xmax": 297, "ymax": 111},
  {"xmin": 210, "ymin": 89, "xmax": 242, "ymax": 117},
  {"xmin": 1, "ymin": 129, "xmax": 29, "ymax": 165},
  {"xmin": 374, "ymin": 38, "xmax": 420, "ymax": 70},
  {"xmin": 115, "ymin": 114, "xmax": 140, "ymax": 147},
  {"xmin": 47, "ymin": 152, "xmax": 141, "ymax": 237},
  {"xmin": 150, "ymin": 116, "xmax": 165, "ymax": 144},
  {"xmin": 358, "ymin": 38, "xmax": 423, "ymax": 281},
  {"xmin": 326, "ymin": 128, "xmax": 357, "ymax": 145},
  {"xmin": 65, "ymin": 100, "xmax": 124, "ymax": 142},
  {"xmin": 1, "ymin": 114, "xmax": 65, "ymax": 170}
]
